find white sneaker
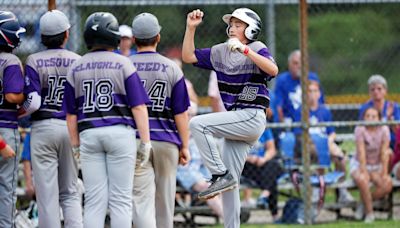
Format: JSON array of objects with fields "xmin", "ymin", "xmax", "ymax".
[
  {"xmin": 338, "ymin": 189, "xmax": 354, "ymax": 203},
  {"xmin": 355, "ymin": 203, "xmax": 364, "ymax": 220},
  {"xmin": 364, "ymin": 213, "xmax": 375, "ymax": 223}
]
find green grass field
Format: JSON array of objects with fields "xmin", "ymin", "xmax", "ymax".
[{"xmin": 206, "ymin": 220, "xmax": 400, "ymax": 228}]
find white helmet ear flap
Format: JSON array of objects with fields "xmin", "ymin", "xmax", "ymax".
[{"xmin": 226, "ymin": 25, "xmax": 230, "ymax": 37}]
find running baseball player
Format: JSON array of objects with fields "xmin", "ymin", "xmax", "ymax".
[
  {"xmin": 18, "ymin": 10, "xmax": 83, "ymax": 228},
  {"xmin": 0, "ymin": 10, "xmax": 25, "ymax": 227},
  {"xmin": 182, "ymin": 8, "xmax": 278, "ymax": 228},
  {"xmin": 129, "ymin": 13, "xmax": 190, "ymax": 228},
  {"xmin": 63, "ymin": 12, "xmax": 151, "ymax": 228}
]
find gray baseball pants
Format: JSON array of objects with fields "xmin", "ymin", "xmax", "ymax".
[
  {"xmin": 132, "ymin": 140, "xmax": 179, "ymax": 228},
  {"xmin": 190, "ymin": 109, "xmax": 266, "ymax": 228},
  {"xmin": 0, "ymin": 128, "xmax": 19, "ymax": 228},
  {"xmin": 30, "ymin": 119, "xmax": 83, "ymax": 228},
  {"xmin": 80, "ymin": 125, "xmax": 136, "ymax": 228}
]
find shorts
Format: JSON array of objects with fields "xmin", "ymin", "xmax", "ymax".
[
  {"xmin": 176, "ymin": 166, "xmax": 210, "ymax": 192},
  {"xmin": 350, "ymin": 157, "xmax": 381, "ymax": 175}
]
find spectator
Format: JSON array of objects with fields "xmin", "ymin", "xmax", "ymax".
[
  {"xmin": 352, "ymin": 107, "xmax": 392, "ymax": 223},
  {"xmin": 273, "ymin": 49, "xmax": 324, "ymax": 122},
  {"xmin": 358, "ymin": 74, "xmax": 400, "ymax": 149},
  {"xmin": 293, "ymin": 81, "xmax": 353, "ymax": 203},
  {"xmin": 114, "ymin": 25, "xmax": 136, "ymax": 57},
  {"xmin": 241, "ymin": 129, "xmax": 283, "ymax": 222}
]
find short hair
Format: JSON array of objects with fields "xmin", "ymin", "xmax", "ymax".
[
  {"xmin": 288, "ymin": 49, "xmax": 300, "ymax": 62},
  {"xmin": 367, "ymin": 74, "xmax": 387, "ymax": 89},
  {"xmin": 134, "ymin": 35, "xmax": 158, "ymax": 47},
  {"xmin": 0, "ymin": 45, "xmax": 13, "ymax": 53},
  {"xmin": 41, "ymin": 31, "xmax": 66, "ymax": 48}
]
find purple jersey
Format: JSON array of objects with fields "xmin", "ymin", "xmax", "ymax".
[
  {"xmin": 63, "ymin": 51, "xmax": 150, "ymax": 132},
  {"xmin": 25, "ymin": 49, "xmax": 81, "ymax": 121},
  {"xmin": 0, "ymin": 52, "xmax": 24, "ymax": 129},
  {"xmin": 194, "ymin": 41, "xmax": 275, "ymax": 111},
  {"xmin": 129, "ymin": 52, "xmax": 190, "ymax": 146}
]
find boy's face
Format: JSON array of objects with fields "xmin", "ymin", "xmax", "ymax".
[
  {"xmin": 228, "ymin": 17, "xmax": 248, "ymax": 44},
  {"xmin": 307, "ymin": 82, "xmax": 321, "ymax": 105}
]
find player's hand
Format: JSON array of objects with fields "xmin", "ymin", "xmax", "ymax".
[
  {"xmin": 72, "ymin": 146, "xmax": 80, "ymax": 160},
  {"xmin": 187, "ymin": 9, "xmax": 204, "ymax": 28},
  {"xmin": 137, "ymin": 141, "xmax": 152, "ymax": 167},
  {"xmin": 0, "ymin": 144, "xmax": 16, "ymax": 159},
  {"xmin": 25, "ymin": 183, "xmax": 35, "ymax": 198},
  {"xmin": 179, "ymin": 147, "xmax": 191, "ymax": 165},
  {"xmin": 227, "ymin": 38, "xmax": 246, "ymax": 53}
]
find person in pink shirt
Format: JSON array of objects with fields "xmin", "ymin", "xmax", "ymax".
[{"xmin": 351, "ymin": 107, "xmax": 392, "ymax": 223}]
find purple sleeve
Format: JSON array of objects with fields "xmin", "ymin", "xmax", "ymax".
[
  {"xmin": 3, "ymin": 65, "xmax": 24, "ymax": 93},
  {"xmin": 171, "ymin": 77, "xmax": 190, "ymax": 115},
  {"xmin": 24, "ymin": 65, "xmax": 41, "ymax": 95},
  {"xmin": 62, "ymin": 81, "xmax": 77, "ymax": 114},
  {"xmin": 125, "ymin": 72, "xmax": 150, "ymax": 107},
  {"xmin": 193, "ymin": 48, "xmax": 213, "ymax": 70},
  {"xmin": 257, "ymin": 48, "xmax": 275, "ymax": 79}
]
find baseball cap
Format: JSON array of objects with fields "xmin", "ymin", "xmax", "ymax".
[
  {"xmin": 40, "ymin": 10, "xmax": 70, "ymax": 36},
  {"xmin": 131, "ymin": 13, "xmax": 161, "ymax": 39},
  {"xmin": 119, "ymin": 25, "xmax": 133, "ymax": 38}
]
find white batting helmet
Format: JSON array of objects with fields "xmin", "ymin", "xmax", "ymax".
[{"xmin": 222, "ymin": 8, "xmax": 261, "ymax": 41}]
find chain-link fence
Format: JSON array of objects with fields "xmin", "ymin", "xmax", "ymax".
[{"xmin": 3, "ymin": 0, "xmax": 400, "ymax": 226}]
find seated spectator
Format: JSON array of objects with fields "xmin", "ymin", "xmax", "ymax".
[
  {"xmin": 176, "ymin": 138, "xmax": 224, "ymax": 219},
  {"xmin": 352, "ymin": 107, "xmax": 393, "ymax": 223},
  {"xmin": 273, "ymin": 49, "xmax": 324, "ymax": 123},
  {"xmin": 293, "ymin": 81, "xmax": 353, "ymax": 203},
  {"xmin": 241, "ymin": 129, "xmax": 283, "ymax": 221},
  {"xmin": 359, "ymin": 75, "xmax": 400, "ymax": 149}
]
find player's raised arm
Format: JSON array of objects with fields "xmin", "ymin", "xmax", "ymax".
[{"xmin": 182, "ymin": 9, "xmax": 204, "ymax": 64}]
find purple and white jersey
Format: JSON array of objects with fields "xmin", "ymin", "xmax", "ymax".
[
  {"xmin": 25, "ymin": 49, "xmax": 80, "ymax": 121},
  {"xmin": 0, "ymin": 52, "xmax": 24, "ymax": 129},
  {"xmin": 63, "ymin": 51, "xmax": 150, "ymax": 132},
  {"xmin": 194, "ymin": 41, "xmax": 275, "ymax": 111},
  {"xmin": 129, "ymin": 52, "xmax": 190, "ymax": 147}
]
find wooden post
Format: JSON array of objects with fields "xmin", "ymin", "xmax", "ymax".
[{"xmin": 48, "ymin": 0, "xmax": 56, "ymax": 10}]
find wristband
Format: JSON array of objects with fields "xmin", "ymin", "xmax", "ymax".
[
  {"xmin": 0, "ymin": 139, "xmax": 7, "ymax": 150},
  {"xmin": 243, "ymin": 46, "xmax": 250, "ymax": 56}
]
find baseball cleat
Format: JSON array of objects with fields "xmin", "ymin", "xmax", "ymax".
[{"xmin": 198, "ymin": 172, "xmax": 237, "ymax": 200}]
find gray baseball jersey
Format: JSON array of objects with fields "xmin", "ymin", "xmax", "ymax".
[
  {"xmin": 129, "ymin": 52, "xmax": 189, "ymax": 228},
  {"xmin": 25, "ymin": 48, "xmax": 83, "ymax": 228},
  {"xmin": 63, "ymin": 51, "xmax": 149, "ymax": 228},
  {"xmin": 129, "ymin": 52, "xmax": 190, "ymax": 146},
  {"xmin": 190, "ymin": 41, "xmax": 274, "ymax": 228},
  {"xmin": 0, "ymin": 52, "xmax": 24, "ymax": 227}
]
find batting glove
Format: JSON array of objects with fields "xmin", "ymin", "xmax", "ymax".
[
  {"xmin": 72, "ymin": 146, "xmax": 80, "ymax": 160},
  {"xmin": 137, "ymin": 141, "xmax": 152, "ymax": 167},
  {"xmin": 227, "ymin": 38, "xmax": 246, "ymax": 53}
]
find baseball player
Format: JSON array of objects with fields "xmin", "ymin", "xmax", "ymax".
[
  {"xmin": 18, "ymin": 10, "xmax": 83, "ymax": 228},
  {"xmin": 0, "ymin": 10, "xmax": 25, "ymax": 227},
  {"xmin": 182, "ymin": 8, "xmax": 278, "ymax": 228},
  {"xmin": 129, "ymin": 13, "xmax": 190, "ymax": 228},
  {"xmin": 63, "ymin": 12, "xmax": 151, "ymax": 228}
]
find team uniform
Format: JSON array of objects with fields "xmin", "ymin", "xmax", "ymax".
[
  {"xmin": 130, "ymin": 52, "xmax": 190, "ymax": 228},
  {"xmin": 190, "ymin": 40, "xmax": 273, "ymax": 227},
  {"xmin": 0, "ymin": 51, "xmax": 24, "ymax": 227},
  {"xmin": 24, "ymin": 48, "xmax": 83, "ymax": 228},
  {"xmin": 293, "ymin": 104, "xmax": 334, "ymax": 136},
  {"xmin": 274, "ymin": 71, "xmax": 324, "ymax": 122},
  {"xmin": 63, "ymin": 50, "xmax": 149, "ymax": 228},
  {"xmin": 0, "ymin": 11, "xmax": 25, "ymax": 227}
]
